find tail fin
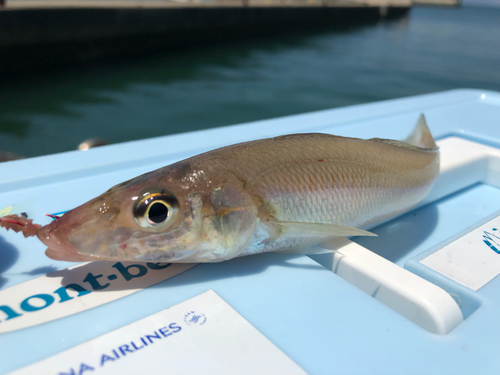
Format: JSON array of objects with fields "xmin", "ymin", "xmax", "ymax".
[{"xmin": 404, "ymin": 114, "xmax": 437, "ymax": 150}]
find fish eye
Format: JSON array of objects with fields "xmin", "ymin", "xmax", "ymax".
[
  {"xmin": 133, "ymin": 191, "xmax": 179, "ymax": 229},
  {"xmin": 148, "ymin": 202, "xmax": 169, "ymax": 223}
]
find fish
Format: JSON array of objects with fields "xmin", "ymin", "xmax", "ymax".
[{"xmin": 1, "ymin": 114, "xmax": 439, "ymax": 263}]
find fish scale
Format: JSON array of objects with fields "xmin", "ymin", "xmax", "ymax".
[{"xmin": 219, "ymin": 146, "xmax": 434, "ymax": 226}]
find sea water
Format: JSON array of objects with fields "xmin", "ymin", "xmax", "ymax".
[{"xmin": 0, "ymin": 5, "xmax": 499, "ymax": 158}]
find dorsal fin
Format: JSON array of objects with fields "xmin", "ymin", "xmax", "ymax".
[{"xmin": 404, "ymin": 114, "xmax": 437, "ymax": 150}]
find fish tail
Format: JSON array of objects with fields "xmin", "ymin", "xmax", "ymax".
[{"xmin": 404, "ymin": 114, "xmax": 437, "ymax": 150}]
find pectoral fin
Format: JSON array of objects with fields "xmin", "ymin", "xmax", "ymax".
[{"xmin": 268, "ymin": 220, "xmax": 377, "ymax": 238}]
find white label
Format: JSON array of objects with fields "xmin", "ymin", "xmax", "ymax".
[
  {"xmin": 0, "ymin": 261, "xmax": 196, "ymax": 333},
  {"xmin": 421, "ymin": 215, "xmax": 500, "ymax": 291},
  {"xmin": 11, "ymin": 290, "xmax": 306, "ymax": 375}
]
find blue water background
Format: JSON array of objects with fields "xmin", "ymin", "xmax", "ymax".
[{"xmin": 0, "ymin": 5, "xmax": 499, "ymax": 158}]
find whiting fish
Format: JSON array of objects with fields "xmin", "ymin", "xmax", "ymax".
[{"xmin": 1, "ymin": 115, "xmax": 439, "ymax": 263}]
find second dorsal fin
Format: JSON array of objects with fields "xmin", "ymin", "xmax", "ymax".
[{"xmin": 404, "ymin": 114, "xmax": 437, "ymax": 150}]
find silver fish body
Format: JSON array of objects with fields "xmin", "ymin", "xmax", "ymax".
[{"xmin": 37, "ymin": 115, "xmax": 439, "ymax": 263}]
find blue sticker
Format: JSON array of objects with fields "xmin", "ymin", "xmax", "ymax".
[
  {"xmin": 483, "ymin": 228, "xmax": 500, "ymax": 254},
  {"xmin": 184, "ymin": 311, "xmax": 207, "ymax": 326}
]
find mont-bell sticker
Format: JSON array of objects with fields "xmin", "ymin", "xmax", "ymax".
[{"xmin": 0, "ymin": 261, "xmax": 197, "ymax": 333}]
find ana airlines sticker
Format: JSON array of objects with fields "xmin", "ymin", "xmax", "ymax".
[{"xmin": 11, "ymin": 290, "xmax": 305, "ymax": 375}]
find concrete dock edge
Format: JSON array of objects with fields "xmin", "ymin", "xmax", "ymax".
[{"xmin": 0, "ymin": 5, "xmax": 410, "ymax": 74}]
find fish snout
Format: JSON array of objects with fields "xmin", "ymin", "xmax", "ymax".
[{"xmin": 37, "ymin": 220, "xmax": 92, "ymax": 262}]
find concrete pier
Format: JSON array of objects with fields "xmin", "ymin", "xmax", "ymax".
[{"xmin": 0, "ymin": 0, "xmax": 412, "ymax": 74}]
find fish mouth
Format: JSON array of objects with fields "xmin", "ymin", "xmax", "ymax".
[
  {"xmin": 37, "ymin": 224, "xmax": 93, "ymax": 262},
  {"xmin": 45, "ymin": 247, "xmax": 91, "ymax": 262}
]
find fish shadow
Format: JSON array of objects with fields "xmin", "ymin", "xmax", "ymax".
[
  {"xmin": 47, "ymin": 253, "xmax": 322, "ymax": 293},
  {"xmin": 353, "ymin": 204, "xmax": 439, "ymax": 263},
  {"xmin": 22, "ymin": 265, "xmax": 59, "ymax": 276},
  {"xmin": 0, "ymin": 237, "xmax": 20, "ymax": 289},
  {"xmin": 150, "ymin": 253, "xmax": 323, "ymax": 290}
]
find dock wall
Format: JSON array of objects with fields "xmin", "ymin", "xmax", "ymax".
[{"xmin": 0, "ymin": 4, "xmax": 410, "ymax": 74}]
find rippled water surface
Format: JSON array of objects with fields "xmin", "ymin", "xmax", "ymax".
[{"xmin": 1, "ymin": 6, "xmax": 499, "ymax": 158}]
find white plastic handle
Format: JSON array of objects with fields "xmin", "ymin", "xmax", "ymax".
[{"xmin": 322, "ymin": 237, "xmax": 463, "ymax": 335}]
